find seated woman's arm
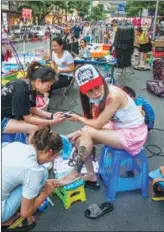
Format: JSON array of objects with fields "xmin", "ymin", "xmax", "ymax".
[
  {"xmin": 51, "ymin": 61, "xmax": 58, "ymax": 72},
  {"xmin": 58, "ymin": 63, "xmax": 74, "ymax": 74},
  {"xmin": 71, "ymin": 93, "xmax": 121, "ymax": 130},
  {"xmin": 23, "ymin": 113, "xmax": 64, "ymax": 126}
]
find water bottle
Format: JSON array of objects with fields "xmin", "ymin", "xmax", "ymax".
[
  {"xmin": 149, "ymin": 56, "xmax": 153, "ymax": 69},
  {"xmin": 60, "ymin": 134, "xmax": 72, "ymax": 160},
  {"xmin": 37, "ymin": 198, "xmax": 50, "ymax": 212}
]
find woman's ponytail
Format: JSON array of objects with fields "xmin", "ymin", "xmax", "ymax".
[{"xmin": 31, "ymin": 127, "xmax": 63, "ymax": 153}]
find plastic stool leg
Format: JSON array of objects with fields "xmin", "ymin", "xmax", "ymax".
[
  {"xmin": 126, "ymin": 158, "xmax": 136, "ymax": 172},
  {"xmin": 141, "ymin": 161, "xmax": 149, "ymax": 197},
  {"xmin": 99, "ymin": 146, "xmax": 108, "ymax": 176},
  {"xmin": 106, "ymin": 155, "xmax": 121, "ymax": 201}
]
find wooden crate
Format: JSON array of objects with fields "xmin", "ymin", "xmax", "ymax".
[{"xmin": 152, "ymin": 40, "xmax": 164, "ymax": 48}]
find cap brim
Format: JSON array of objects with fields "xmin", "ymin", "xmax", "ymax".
[{"xmin": 80, "ymin": 76, "xmax": 103, "ymax": 94}]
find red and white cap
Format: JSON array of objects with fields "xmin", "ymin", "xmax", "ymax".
[{"xmin": 75, "ymin": 64, "xmax": 103, "ymax": 94}]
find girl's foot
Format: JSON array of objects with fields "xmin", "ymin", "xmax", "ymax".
[
  {"xmin": 2, "ymin": 215, "xmax": 36, "ymax": 228},
  {"xmin": 82, "ymin": 173, "xmax": 97, "ymax": 182},
  {"xmin": 59, "ymin": 169, "xmax": 81, "ymax": 185},
  {"xmin": 66, "ymin": 130, "xmax": 82, "ymax": 141}
]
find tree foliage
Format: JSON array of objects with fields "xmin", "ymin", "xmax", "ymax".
[
  {"xmin": 126, "ymin": 0, "xmax": 164, "ymax": 17},
  {"xmin": 17, "ymin": 1, "xmax": 55, "ymax": 24},
  {"xmin": 89, "ymin": 4, "xmax": 106, "ymax": 22},
  {"xmin": 52, "ymin": 1, "xmax": 90, "ymax": 22},
  {"xmin": 17, "ymin": 0, "xmax": 91, "ymax": 24}
]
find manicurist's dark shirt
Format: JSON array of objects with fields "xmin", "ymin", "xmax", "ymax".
[{"xmin": 1, "ymin": 79, "xmax": 36, "ymax": 120}]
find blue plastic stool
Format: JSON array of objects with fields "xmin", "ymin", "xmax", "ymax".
[
  {"xmin": 149, "ymin": 169, "xmax": 164, "ymax": 190},
  {"xmin": 99, "ymin": 146, "xmax": 149, "ymax": 201},
  {"xmin": 1, "ymin": 133, "xmax": 27, "ymax": 144}
]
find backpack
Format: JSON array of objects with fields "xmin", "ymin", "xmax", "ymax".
[
  {"xmin": 153, "ymin": 59, "xmax": 164, "ymax": 80},
  {"xmin": 147, "ymin": 79, "xmax": 164, "ymax": 97}
]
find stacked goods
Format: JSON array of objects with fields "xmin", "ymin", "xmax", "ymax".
[{"xmin": 152, "ymin": 37, "xmax": 164, "ymax": 58}]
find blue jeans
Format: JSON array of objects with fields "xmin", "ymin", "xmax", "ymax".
[
  {"xmin": 2, "ymin": 168, "xmax": 48, "ymax": 223},
  {"xmin": 1, "ymin": 117, "xmax": 9, "ymax": 132},
  {"xmin": 1, "ymin": 117, "xmax": 27, "ymax": 144}
]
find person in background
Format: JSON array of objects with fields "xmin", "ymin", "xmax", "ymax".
[
  {"xmin": 58, "ymin": 65, "xmax": 148, "ymax": 187},
  {"xmin": 79, "ymin": 39, "xmax": 91, "ymax": 58},
  {"xmin": 135, "ymin": 27, "xmax": 152, "ymax": 67},
  {"xmin": 72, "ymin": 23, "xmax": 81, "ymax": 40},
  {"xmin": 122, "ymin": 86, "xmax": 155, "ymax": 131},
  {"xmin": 1, "ymin": 61, "xmax": 65, "ymax": 136},
  {"xmin": 110, "ymin": 19, "xmax": 118, "ymax": 45},
  {"xmin": 2, "ymin": 128, "xmax": 63, "ymax": 231},
  {"xmin": 64, "ymin": 24, "xmax": 71, "ymax": 35},
  {"xmin": 82, "ymin": 22, "xmax": 92, "ymax": 43},
  {"xmin": 50, "ymin": 37, "xmax": 74, "ymax": 96}
]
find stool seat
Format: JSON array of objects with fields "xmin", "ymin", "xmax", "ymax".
[
  {"xmin": 99, "ymin": 146, "xmax": 149, "ymax": 201},
  {"xmin": 149, "ymin": 169, "xmax": 164, "ymax": 189},
  {"xmin": 54, "ymin": 179, "xmax": 86, "ymax": 209}
]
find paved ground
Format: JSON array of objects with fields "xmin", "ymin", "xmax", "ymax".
[{"xmin": 32, "ymin": 66, "xmax": 164, "ymax": 231}]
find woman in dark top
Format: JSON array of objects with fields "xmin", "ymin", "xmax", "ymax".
[{"xmin": 1, "ymin": 61, "xmax": 65, "ymax": 135}]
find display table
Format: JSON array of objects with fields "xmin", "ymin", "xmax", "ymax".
[
  {"xmin": 2, "ymin": 72, "xmax": 18, "ymax": 86},
  {"xmin": 90, "ymin": 50, "xmax": 109, "ymax": 58}
]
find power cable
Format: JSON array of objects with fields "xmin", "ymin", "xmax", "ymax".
[{"xmin": 146, "ymin": 128, "xmax": 164, "ymax": 159}]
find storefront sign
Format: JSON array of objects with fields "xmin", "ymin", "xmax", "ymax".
[
  {"xmin": 22, "ymin": 8, "xmax": 32, "ymax": 19},
  {"xmin": 2, "ymin": 0, "xmax": 9, "ymax": 10},
  {"xmin": 118, "ymin": 3, "xmax": 126, "ymax": 15},
  {"xmin": 2, "ymin": 12, "xmax": 8, "ymax": 30}
]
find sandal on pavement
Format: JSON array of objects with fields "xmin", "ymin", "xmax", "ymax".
[
  {"xmin": 2, "ymin": 217, "xmax": 36, "ymax": 232},
  {"xmin": 84, "ymin": 202, "xmax": 114, "ymax": 219},
  {"xmin": 85, "ymin": 180, "xmax": 100, "ymax": 190}
]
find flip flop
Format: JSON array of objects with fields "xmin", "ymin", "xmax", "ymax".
[
  {"xmin": 84, "ymin": 202, "xmax": 114, "ymax": 219},
  {"xmin": 2, "ymin": 217, "xmax": 36, "ymax": 232},
  {"xmin": 84, "ymin": 181, "xmax": 100, "ymax": 190}
]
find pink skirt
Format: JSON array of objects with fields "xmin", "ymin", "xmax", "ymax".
[{"xmin": 104, "ymin": 122, "xmax": 148, "ymax": 155}]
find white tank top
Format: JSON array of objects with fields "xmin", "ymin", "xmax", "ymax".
[{"xmin": 109, "ymin": 85, "xmax": 144, "ymax": 128}]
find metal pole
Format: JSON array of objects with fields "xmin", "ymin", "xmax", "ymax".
[
  {"xmin": 23, "ymin": 39, "xmax": 26, "ymax": 67},
  {"xmin": 152, "ymin": 0, "xmax": 159, "ymax": 40}
]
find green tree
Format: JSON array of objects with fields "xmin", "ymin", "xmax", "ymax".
[
  {"xmin": 89, "ymin": 4, "xmax": 105, "ymax": 22},
  {"xmin": 126, "ymin": 0, "xmax": 164, "ymax": 17},
  {"xmin": 52, "ymin": 0, "xmax": 90, "ymax": 22},
  {"xmin": 17, "ymin": 1, "xmax": 55, "ymax": 24},
  {"xmin": 17, "ymin": 0, "xmax": 91, "ymax": 24},
  {"xmin": 74, "ymin": 1, "xmax": 90, "ymax": 20}
]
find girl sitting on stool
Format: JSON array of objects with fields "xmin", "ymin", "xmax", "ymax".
[{"xmin": 59, "ymin": 64, "xmax": 148, "ymax": 188}]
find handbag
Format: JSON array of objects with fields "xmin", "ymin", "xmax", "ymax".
[{"xmin": 147, "ymin": 79, "xmax": 164, "ymax": 97}]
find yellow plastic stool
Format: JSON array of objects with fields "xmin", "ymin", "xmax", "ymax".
[{"xmin": 54, "ymin": 179, "xmax": 86, "ymax": 209}]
